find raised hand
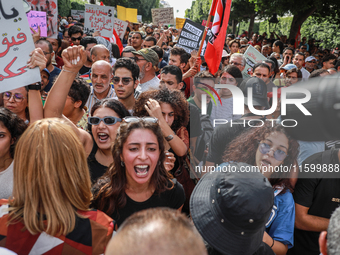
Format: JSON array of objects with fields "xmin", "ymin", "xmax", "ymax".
[
  {"xmin": 27, "ymin": 48, "xmax": 47, "ymax": 71},
  {"xmin": 61, "ymin": 45, "xmax": 87, "ymax": 73}
]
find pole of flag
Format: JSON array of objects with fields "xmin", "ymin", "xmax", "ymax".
[{"xmin": 197, "ymin": 15, "xmax": 212, "ymax": 57}]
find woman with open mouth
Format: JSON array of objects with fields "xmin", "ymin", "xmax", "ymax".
[
  {"xmin": 221, "ymin": 122, "xmax": 299, "ymax": 255},
  {"xmin": 91, "ymin": 118, "xmax": 185, "ymax": 227}
]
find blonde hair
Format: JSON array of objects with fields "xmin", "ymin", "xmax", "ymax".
[{"xmin": 9, "ymin": 118, "xmax": 92, "ymax": 236}]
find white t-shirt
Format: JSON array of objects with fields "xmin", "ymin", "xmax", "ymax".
[
  {"xmin": 0, "ymin": 161, "xmax": 14, "ymax": 199},
  {"xmin": 210, "ymin": 96, "xmax": 242, "ymax": 127},
  {"xmin": 134, "ymin": 76, "xmax": 160, "ymax": 98}
]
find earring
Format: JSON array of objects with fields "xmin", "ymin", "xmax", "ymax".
[{"xmin": 121, "ymin": 161, "xmax": 125, "ymax": 167}]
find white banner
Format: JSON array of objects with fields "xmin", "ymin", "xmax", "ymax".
[{"xmin": 114, "ymin": 18, "xmax": 128, "ymax": 40}]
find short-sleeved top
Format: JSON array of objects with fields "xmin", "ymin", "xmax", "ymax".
[
  {"xmin": 266, "ymin": 189, "xmax": 295, "ymax": 249},
  {"xmin": 0, "ymin": 200, "xmax": 113, "ymax": 255},
  {"xmin": 44, "ymin": 66, "xmax": 61, "ymax": 92},
  {"xmin": 93, "ymin": 179, "xmax": 185, "ymax": 227},
  {"xmin": 188, "ymin": 97, "xmax": 212, "ymax": 117},
  {"xmin": 288, "ymin": 148, "xmax": 340, "ymax": 255},
  {"xmin": 0, "ymin": 161, "xmax": 13, "ymax": 199}
]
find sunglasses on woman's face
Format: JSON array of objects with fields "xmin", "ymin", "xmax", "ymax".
[
  {"xmin": 122, "ymin": 117, "xmax": 158, "ymax": 123},
  {"xmin": 88, "ymin": 116, "xmax": 122, "ymax": 125},
  {"xmin": 258, "ymin": 142, "xmax": 287, "ymax": 161}
]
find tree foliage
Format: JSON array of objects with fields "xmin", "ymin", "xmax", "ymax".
[{"xmin": 58, "ymin": 0, "xmax": 71, "ymax": 17}]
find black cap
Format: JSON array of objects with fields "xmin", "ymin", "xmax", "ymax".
[
  {"xmin": 190, "ymin": 162, "xmax": 274, "ymax": 255},
  {"xmin": 240, "ymin": 77, "xmax": 270, "ymax": 108}
]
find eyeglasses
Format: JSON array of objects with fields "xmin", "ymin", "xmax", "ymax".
[
  {"xmin": 258, "ymin": 142, "xmax": 287, "ymax": 161},
  {"xmin": 230, "ymin": 61, "xmax": 243, "ymax": 66},
  {"xmin": 88, "ymin": 116, "xmax": 122, "ymax": 125},
  {"xmin": 123, "ymin": 117, "xmax": 158, "ymax": 123},
  {"xmin": 3, "ymin": 92, "xmax": 26, "ymax": 102},
  {"xmin": 113, "ymin": 77, "xmax": 133, "ymax": 85},
  {"xmin": 71, "ymin": 36, "xmax": 82, "ymax": 41}
]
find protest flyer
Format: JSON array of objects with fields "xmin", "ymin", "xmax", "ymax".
[
  {"xmin": 114, "ymin": 18, "xmax": 128, "ymax": 40},
  {"xmin": 0, "ymin": 0, "xmax": 41, "ymax": 92},
  {"xmin": 151, "ymin": 7, "xmax": 174, "ymax": 25},
  {"xmin": 71, "ymin": 10, "xmax": 85, "ymax": 20},
  {"xmin": 26, "ymin": 11, "xmax": 47, "ymax": 37},
  {"xmin": 117, "ymin": 5, "xmax": 138, "ymax": 23},
  {"xmin": 84, "ymin": 4, "xmax": 115, "ymax": 38},
  {"xmin": 176, "ymin": 17, "xmax": 185, "ymax": 29},
  {"xmin": 242, "ymin": 45, "xmax": 267, "ymax": 78},
  {"xmin": 26, "ymin": 0, "xmax": 58, "ymax": 38}
]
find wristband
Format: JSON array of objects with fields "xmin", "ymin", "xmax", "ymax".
[
  {"xmin": 165, "ymin": 134, "xmax": 174, "ymax": 142},
  {"xmin": 62, "ymin": 67, "xmax": 78, "ymax": 74},
  {"xmin": 28, "ymin": 82, "xmax": 42, "ymax": 90},
  {"xmin": 270, "ymin": 238, "xmax": 275, "ymax": 248}
]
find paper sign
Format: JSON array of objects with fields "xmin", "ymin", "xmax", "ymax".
[
  {"xmin": 176, "ymin": 19, "xmax": 211, "ymax": 60},
  {"xmin": 117, "ymin": 5, "xmax": 126, "ymax": 21},
  {"xmin": 71, "ymin": 10, "xmax": 85, "ymax": 20},
  {"xmin": 137, "ymin": 15, "xmax": 142, "ymax": 23},
  {"xmin": 117, "ymin": 5, "xmax": 138, "ymax": 23},
  {"xmin": 176, "ymin": 17, "xmax": 185, "ymax": 29},
  {"xmin": 26, "ymin": 11, "xmax": 47, "ymax": 37},
  {"xmin": 0, "ymin": 0, "xmax": 41, "ymax": 92},
  {"xmin": 242, "ymin": 45, "xmax": 267, "ymax": 78},
  {"xmin": 26, "ymin": 0, "xmax": 58, "ymax": 39},
  {"xmin": 151, "ymin": 7, "xmax": 174, "ymax": 25},
  {"xmin": 114, "ymin": 18, "xmax": 128, "ymax": 40},
  {"xmin": 84, "ymin": 4, "xmax": 115, "ymax": 38}
]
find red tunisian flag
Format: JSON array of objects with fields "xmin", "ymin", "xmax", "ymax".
[
  {"xmin": 294, "ymin": 26, "xmax": 301, "ymax": 49},
  {"xmin": 204, "ymin": 0, "xmax": 232, "ymax": 74},
  {"xmin": 102, "ymin": 28, "xmax": 124, "ymax": 54}
]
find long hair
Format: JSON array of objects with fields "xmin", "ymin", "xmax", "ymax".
[
  {"xmin": 92, "ymin": 120, "xmax": 173, "ymax": 216},
  {"xmin": 9, "ymin": 119, "xmax": 92, "ymax": 236},
  {"xmin": 223, "ymin": 123, "xmax": 299, "ymax": 192},
  {"xmin": 133, "ymin": 88, "xmax": 189, "ymax": 132}
]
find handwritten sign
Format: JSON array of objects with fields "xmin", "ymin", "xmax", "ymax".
[
  {"xmin": 26, "ymin": 11, "xmax": 47, "ymax": 37},
  {"xmin": 176, "ymin": 19, "xmax": 211, "ymax": 60},
  {"xmin": 176, "ymin": 17, "xmax": 185, "ymax": 29},
  {"xmin": 114, "ymin": 18, "xmax": 128, "ymax": 40},
  {"xmin": 0, "ymin": 0, "xmax": 41, "ymax": 92},
  {"xmin": 84, "ymin": 4, "xmax": 114, "ymax": 38},
  {"xmin": 151, "ymin": 7, "xmax": 174, "ymax": 25},
  {"xmin": 242, "ymin": 45, "xmax": 267, "ymax": 78},
  {"xmin": 71, "ymin": 10, "xmax": 85, "ymax": 21},
  {"xmin": 26, "ymin": 0, "xmax": 58, "ymax": 39}
]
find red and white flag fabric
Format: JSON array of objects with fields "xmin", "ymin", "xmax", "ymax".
[
  {"xmin": 102, "ymin": 28, "xmax": 124, "ymax": 54},
  {"xmin": 204, "ymin": 0, "xmax": 232, "ymax": 74},
  {"xmin": 294, "ymin": 25, "xmax": 301, "ymax": 49}
]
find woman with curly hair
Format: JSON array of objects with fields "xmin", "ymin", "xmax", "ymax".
[
  {"xmin": 133, "ymin": 87, "xmax": 189, "ymax": 160},
  {"xmin": 91, "ymin": 118, "xmax": 185, "ymax": 227},
  {"xmin": 221, "ymin": 123, "xmax": 299, "ymax": 255}
]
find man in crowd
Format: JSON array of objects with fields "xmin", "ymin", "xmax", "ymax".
[
  {"xmin": 79, "ymin": 36, "xmax": 97, "ymax": 75},
  {"xmin": 160, "ymin": 65, "xmax": 184, "ymax": 91},
  {"xmin": 248, "ymin": 33, "xmax": 261, "ymax": 47},
  {"xmin": 292, "ymin": 52, "xmax": 310, "ymax": 81},
  {"xmin": 319, "ymin": 207, "xmax": 340, "ymax": 255},
  {"xmin": 35, "ymin": 39, "xmax": 61, "ymax": 92},
  {"xmin": 131, "ymin": 32, "xmax": 144, "ymax": 51},
  {"xmin": 85, "ymin": 60, "xmax": 117, "ymax": 113},
  {"xmin": 262, "ymin": 44, "xmax": 271, "ymax": 57},
  {"xmin": 113, "ymin": 58, "xmax": 140, "ymax": 114},
  {"xmin": 143, "ymin": 36, "xmax": 157, "ymax": 48},
  {"xmin": 132, "ymin": 48, "xmax": 160, "ymax": 98},
  {"xmin": 230, "ymin": 53, "xmax": 246, "ymax": 73},
  {"xmin": 253, "ymin": 62, "xmax": 275, "ymax": 92},
  {"xmin": 47, "ymin": 37, "xmax": 64, "ymax": 69},
  {"xmin": 321, "ymin": 54, "xmax": 337, "ymax": 70},
  {"xmin": 68, "ymin": 25, "xmax": 83, "ymax": 46},
  {"xmin": 145, "ymin": 25, "xmax": 154, "ymax": 36},
  {"xmin": 305, "ymin": 56, "xmax": 317, "ymax": 74}
]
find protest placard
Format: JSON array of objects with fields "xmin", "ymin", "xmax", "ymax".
[
  {"xmin": 84, "ymin": 4, "xmax": 115, "ymax": 38},
  {"xmin": 117, "ymin": 5, "xmax": 138, "ymax": 23},
  {"xmin": 176, "ymin": 19, "xmax": 211, "ymax": 59},
  {"xmin": 26, "ymin": 0, "xmax": 58, "ymax": 38},
  {"xmin": 176, "ymin": 18, "xmax": 185, "ymax": 29},
  {"xmin": 0, "ymin": 0, "xmax": 41, "ymax": 92},
  {"xmin": 137, "ymin": 15, "xmax": 142, "ymax": 23},
  {"xmin": 114, "ymin": 18, "xmax": 128, "ymax": 39},
  {"xmin": 151, "ymin": 7, "xmax": 174, "ymax": 25},
  {"xmin": 71, "ymin": 10, "xmax": 85, "ymax": 20},
  {"xmin": 242, "ymin": 45, "xmax": 267, "ymax": 78},
  {"xmin": 26, "ymin": 11, "xmax": 47, "ymax": 37}
]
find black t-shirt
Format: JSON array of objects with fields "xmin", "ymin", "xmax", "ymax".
[
  {"xmin": 87, "ymin": 140, "xmax": 108, "ymax": 184},
  {"xmin": 109, "ymin": 179, "xmax": 185, "ymax": 227},
  {"xmin": 188, "ymin": 102, "xmax": 202, "ymax": 138},
  {"xmin": 288, "ymin": 148, "xmax": 340, "ymax": 255},
  {"xmin": 79, "ymin": 65, "xmax": 91, "ymax": 75},
  {"xmin": 206, "ymin": 242, "xmax": 275, "ymax": 255}
]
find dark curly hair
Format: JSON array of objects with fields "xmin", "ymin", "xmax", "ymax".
[
  {"xmin": 133, "ymin": 88, "xmax": 189, "ymax": 132},
  {"xmin": 222, "ymin": 122, "xmax": 299, "ymax": 193},
  {"xmin": 0, "ymin": 107, "xmax": 27, "ymax": 158},
  {"xmin": 68, "ymin": 77, "xmax": 90, "ymax": 109},
  {"xmin": 91, "ymin": 120, "xmax": 173, "ymax": 216}
]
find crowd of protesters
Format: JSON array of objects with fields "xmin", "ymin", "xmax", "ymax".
[{"xmin": 1, "ymin": 13, "xmax": 340, "ymax": 255}]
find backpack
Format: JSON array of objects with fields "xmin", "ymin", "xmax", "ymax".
[{"xmin": 194, "ymin": 114, "xmax": 214, "ymax": 162}]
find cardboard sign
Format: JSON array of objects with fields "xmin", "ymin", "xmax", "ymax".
[
  {"xmin": 71, "ymin": 10, "xmax": 85, "ymax": 21},
  {"xmin": 176, "ymin": 17, "xmax": 185, "ymax": 29},
  {"xmin": 117, "ymin": 5, "xmax": 138, "ymax": 23},
  {"xmin": 26, "ymin": 0, "xmax": 58, "ymax": 38},
  {"xmin": 84, "ymin": 4, "xmax": 115, "ymax": 38},
  {"xmin": 242, "ymin": 45, "xmax": 267, "ymax": 78},
  {"xmin": 26, "ymin": 11, "xmax": 47, "ymax": 37},
  {"xmin": 0, "ymin": 0, "xmax": 41, "ymax": 92},
  {"xmin": 176, "ymin": 19, "xmax": 211, "ymax": 60},
  {"xmin": 151, "ymin": 7, "xmax": 174, "ymax": 25},
  {"xmin": 114, "ymin": 18, "xmax": 128, "ymax": 40}
]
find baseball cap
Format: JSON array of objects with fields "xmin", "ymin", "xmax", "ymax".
[
  {"xmin": 280, "ymin": 64, "xmax": 297, "ymax": 70},
  {"xmin": 41, "ymin": 68, "xmax": 50, "ymax": 77},
  {"xmin": 240, "ymin": 77, "xmax": 270, "ymax": 108},
  {"xmin": 132, "ymin": 48, "xmax": 159, "ymax": 67},
  {"xmin": 305, "ymin": 56, "xmax": 317, "ymax": 62},
  {"xmin": 190, "ymin": 163, "xmax": 274, "ymax": 255},
  {"xmin": 122, "ymin": 46, "xmax": 136, "ymax": 53}
]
